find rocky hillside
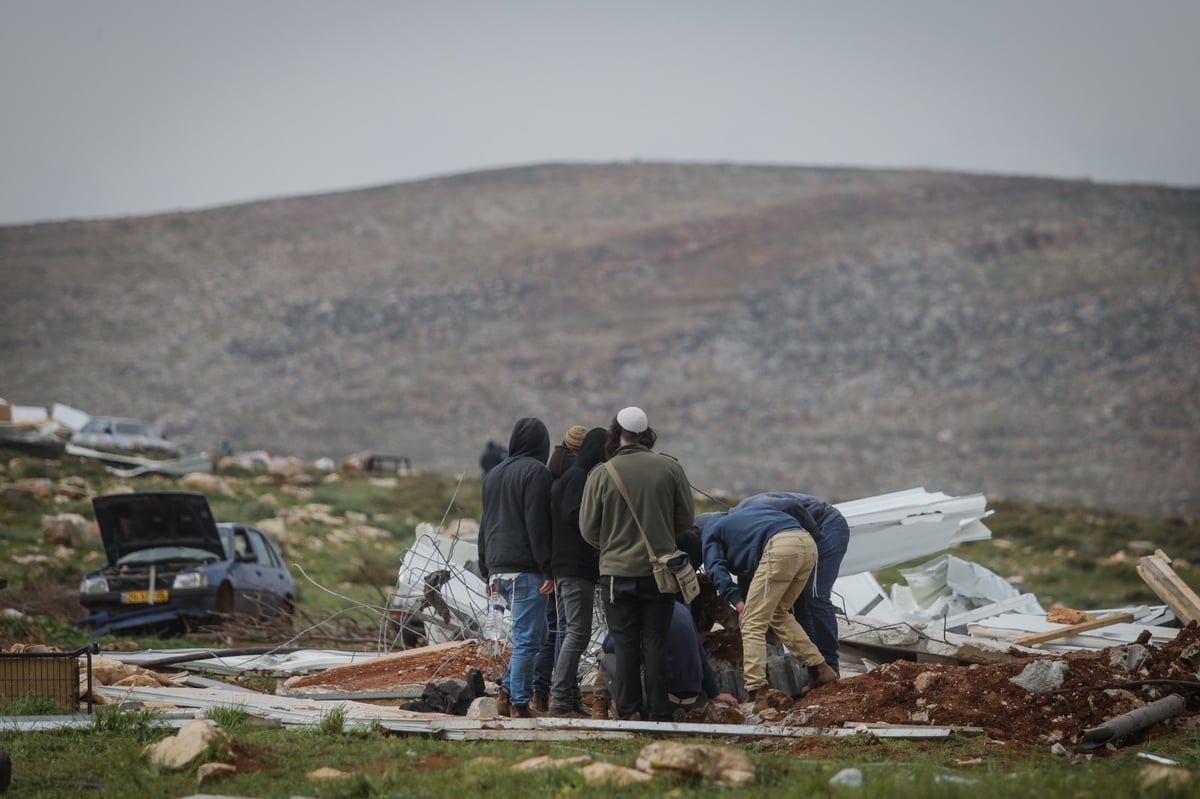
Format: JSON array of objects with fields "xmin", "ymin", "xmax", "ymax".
[{"xmin": 3, "ymin": 163, "xmax": 1198, "ymax": 516}]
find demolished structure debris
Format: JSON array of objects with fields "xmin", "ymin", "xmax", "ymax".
[{"xmin": 12, "ymin": 485, "xmax": 1189, "ymax": 752}]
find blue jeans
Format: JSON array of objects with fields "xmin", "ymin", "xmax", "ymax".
[
  {"xmin": 551, "ymin": 577, "xmax": 595, "ymax": 709},
  {"xmin": 495, "ymin": 572, "xmax": 548, "ymax": 707},
  {"xmin": 791, "ymin": 521, "xmax": 850, "ymax": 671},
  {"xmin": 533, "ymin": 589, "xmax": 559, "ymax": 698}
]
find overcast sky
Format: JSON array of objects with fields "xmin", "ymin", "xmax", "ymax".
[{"xmin": 1, "ymin": 0, "xmax": 1197, "ymax": 225}]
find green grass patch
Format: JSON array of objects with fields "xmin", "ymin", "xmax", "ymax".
[{"xmin": 2, "ymin": 727, "xmax": 1197, "ymax": 798}]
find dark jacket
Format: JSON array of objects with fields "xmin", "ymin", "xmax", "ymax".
[
  {"xmin": 733, "ymin": 491, "xmax": 850, "ymax": 563},
  {"xmin": 701, "ymin": 504, "xmax": 809, "ymax": 606},
  {"xmin": 550, "ymin": 427, "xmax": 606, "ymax": 581},
  {"xmin": 478, "ymin": 418, "xmax": 552, "ymax": 581},
  {"xmin": 547, "ymin": 442, "xmax": 579, "ymax": 480}
]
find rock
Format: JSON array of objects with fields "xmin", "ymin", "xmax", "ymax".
[
  {"xmin": 580, "ymin": 762, "xmax": 653, "ymax": 785},
  {"xmin": 41, "ymin": 513, "xmax": 97, "ymax": 547},
  {"xmin": 180, "ymin": 472, "xmax": 232, "ymax": 496},
  {"xmin": 55, "ymin": 476, "xmax": 91, "ymax": 500},
  {"xmin": 829, "ymin": 767, "xmax": 863, "ymax": 788},
  {"xmin": 1010, "ymin": 659, "xmax": 1069, "ymax": 694},
  {"xmin": 913, "ymin": 671, "xmax": 936, "ymax": 693},
  {"xmin": 466, "ymin": 697, "xmax": 497, "ymax": 718},
  {"xmin": 1050, "ymin": 742, "xmax": 1070, "ymax": 756},
  {"xmin": 909, "ymin": 710, "xmax": 929, "ymax": 723},
  {"xmin": 145, "ymin": 720, "xmax": 230, "ymax": 769},
  {"xmin": 635, "ymin": 741, "xmax": 755, "ymax": 785},
  {"xmin": 16, "ymin": 477, "xmax": 54, "ymax": 498},
  {"xmin": 196, "ymin": 762, "xmax": 237, "ymax": 785},
  {"xmin": 308, "ymin": 767, "xmax": 351, "ymax": 780},
  {"xmin": 258, "ymin": 493, "xmax": 279, "ymax": 508},
  {"xmin": 256, "ymin": 517, "xmax": 287, "ymax": 539},
  {"xmin": 1141, "ymin": 765, "xmax": 1195, "ymax": 789}
]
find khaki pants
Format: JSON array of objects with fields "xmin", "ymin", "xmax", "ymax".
[{"xmin": 741, "ymin": 530, "xmax": 822, "ymax": 692}]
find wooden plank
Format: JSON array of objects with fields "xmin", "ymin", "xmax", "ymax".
[
  {"xmin": 1012, "ymin": 613, "xmax": 1134, "ymax": 647},
  {"xmin": 1136, "ymin": 550, "xmax": 1200, "ymax": 626}
]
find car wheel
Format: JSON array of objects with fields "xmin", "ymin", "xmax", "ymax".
[
  {"xmin": 277, "ymin": 598, "xmax": 295, "ymax": 632},
  {"xmin": 216, "ymin": 582, "xmax": 235, "ymax": 615}
]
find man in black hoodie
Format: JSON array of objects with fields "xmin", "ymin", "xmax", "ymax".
[
  {"xmin": 548, "ymin": 426, "xmax": 607, "ymax": 716},
  {"xmin": 478, "ymin": 417, "xmax": 554, "ymax": 718}
]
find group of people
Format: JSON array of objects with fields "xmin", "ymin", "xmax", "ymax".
[{"xmin": 477, "ymin": 405, "xmax": 848, "ymax": 720}]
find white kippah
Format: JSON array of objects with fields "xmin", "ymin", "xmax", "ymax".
[{"xmin": 616, "ymin": 406, "xmax": 648, "ymax": 433}]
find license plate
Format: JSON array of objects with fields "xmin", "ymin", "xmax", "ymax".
[{"xmin": 123, "ymin": 590, "xmax": 169, "ymax": 604}]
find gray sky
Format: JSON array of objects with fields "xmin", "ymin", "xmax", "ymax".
[{"xmin": 2, "ymin": 0, "xmax": 1197, "ymax": 225}]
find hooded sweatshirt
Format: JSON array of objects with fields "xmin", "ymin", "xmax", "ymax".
[
  {"xmin": 550, "ymin": 426, "xmax": 607, "ymax": 581},
  {"xmin": 478, "ymin": 417, "xmax": 552, "ymax": 581}
]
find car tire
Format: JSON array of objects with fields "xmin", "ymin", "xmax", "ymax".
[
  {"xmin": 277, "ymin": 598, "xmax": 295, "ymax": 632},
  {"xmin": 216, "ymin": 582, "xmax": 235, "ymax": 615}
]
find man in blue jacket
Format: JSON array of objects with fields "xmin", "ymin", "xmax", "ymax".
[
  {"xmin": 733, "ymin": 492, "xmax": 849, "ymax": 673},
  {"xmin": 702, "ymin": 504, "xmax": 840, "ymax": 705},
  {"xmin": 478, "ymin": 417, "xmax": 554, "ymax": 718}
]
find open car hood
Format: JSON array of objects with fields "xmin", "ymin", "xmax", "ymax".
[{"xmin": 92, "ymin": 492, "xmax": 225, "ymax": 565}]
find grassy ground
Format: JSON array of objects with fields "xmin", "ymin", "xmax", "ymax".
[{"xmin": 1, "ymin": 713, "xmax": 1197, "ymax": 798}]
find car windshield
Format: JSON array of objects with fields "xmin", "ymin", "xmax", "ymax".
[{"xmin": 116, "ymin": 546, "xmax": 222, "ymax": 566}]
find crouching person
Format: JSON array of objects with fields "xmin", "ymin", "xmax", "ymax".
[{"xmin": 701, "ymin": 504, "xmax": 839, "ymax": 709}]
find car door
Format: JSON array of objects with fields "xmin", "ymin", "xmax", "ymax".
[{"xmin": 244, "ymin": 526, "xmax": 291, "ymax": 615}]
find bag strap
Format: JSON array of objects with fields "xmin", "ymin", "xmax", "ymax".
[{"xmin": 604, "ymin": 461, "xmax": 660, "ymax": 563}]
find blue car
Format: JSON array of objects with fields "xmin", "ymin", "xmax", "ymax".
[{"xmin": 77, "ymin": 492, "xmax": 296, "ymax": 636}]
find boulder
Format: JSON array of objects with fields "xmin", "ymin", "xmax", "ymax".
[
  {"xmin": 635, "ymin": 741, "xmax": 755, "ymax": 785},
  {"xmin": 42, "ymin": 513, "xmax": 97, "ymax": 547},
  {"xmin": 1010, "ymin": 659, "xmax": 1069, "ymax": 694},
  {"xmin": 145, "ymin": 720, "xmax": 230, "ymax": 769},
  {"xmin": 55, "ymin": 476, "xmax": 92, "ymax": 500},
  {"xmin": 16, "ymin": 478, "xmax": 54, "ymax": 498},
  {"xmin": 180, "ymin": 472, "xmax": 232, "ymax": 496},
  {"xmin": 580, "ymin": 762, "xmax": 653, "ymax": 785}
]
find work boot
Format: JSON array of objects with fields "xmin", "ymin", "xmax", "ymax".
[
  {"xmin": 495, "ymin": 688, "xmax": 510, "ymax": 716},
  {"xmin": 590, "ymin": 697, "xmax": 610, "ymax": 720},
  {"xmin": 808, "ymin": 662, "xmax": 840, "ymax": 692},
  {"xmin": 510, "ymin": 703, "xmax": 533, "ymax": 718},
  {"xmin": 550, "ymin": 704, "xmax": 588, "ymax": 718},
  {"xmin": 531, "ymin": 691, "xmax": 550, "ymax": 714}
]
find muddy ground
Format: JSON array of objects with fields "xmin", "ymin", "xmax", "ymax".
[{"xmin": 283, "ymin": 625, "xmax": 1200, "ymax": 748}]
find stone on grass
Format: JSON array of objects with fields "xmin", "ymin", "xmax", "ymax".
[
  {"xmin": 580, "ymin": 762, "xmax": 653, "ymax": 785},
  {"xmin": 635, "ymin": 741, "xmax": 755, "ymax": 785},
  {"xmin": 308, "ymin": 767, "xmax": 352, "ymax": 780},
  {"xmin": 196, "ymin": 762, "xmax": 238, "ymax": 785},
  {"xmin": 145, "ymin": 719, "xmax": 230, "ymax": 769}
]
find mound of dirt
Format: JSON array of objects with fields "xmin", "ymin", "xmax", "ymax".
[
  {"xmin": 281, "ymin": 640, "xmax": 507, "ymax": 694},
  {"xmin": 776, "ymin": 623, "xmax": 1200, "ymax": 746}
]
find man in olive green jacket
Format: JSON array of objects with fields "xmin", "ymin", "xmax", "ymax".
[{"xmin": 580, "ymin": 405, "xmax": 694, "ymax": 721}]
